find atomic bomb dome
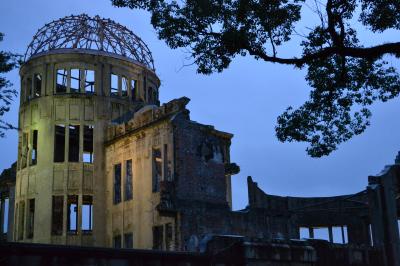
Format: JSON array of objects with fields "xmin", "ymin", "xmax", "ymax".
[{"xmin": 24, "ymin": 14, "xmax": 155, "ymax": 70}]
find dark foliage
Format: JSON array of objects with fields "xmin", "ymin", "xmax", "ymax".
[
  {"xmin": 0, "ymin": 32, "xmax": 20, "ymax": 137},
  {"xmin": 112, "ymin": 0, "xmax": 400, "ymax": 157}
]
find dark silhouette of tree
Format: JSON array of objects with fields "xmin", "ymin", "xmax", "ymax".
[
  {"xmin": 0, "ymin": 32, "xmax": 20, "ymax": 137},
  {"xmin": 112, "ymin": 0, "xmax": 400, "ymax": 157}
]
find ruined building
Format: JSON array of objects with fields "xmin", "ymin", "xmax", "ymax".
[{"xmin": 0, "ymin": 14, "xmax": 399, "ymax": 266}]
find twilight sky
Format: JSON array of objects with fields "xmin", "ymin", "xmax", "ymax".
[{"xmin": 1, "ymin": 0, "xmax": 399, "ymax": 210}]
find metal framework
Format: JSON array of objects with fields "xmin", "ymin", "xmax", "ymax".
[{"xmin": 25, "ymin": 14, "xmax": 155, "ymax": 70}]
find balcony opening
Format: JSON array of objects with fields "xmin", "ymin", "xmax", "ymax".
[
  {"xmin": 54, "ymin": 125, "xmax": 65, "ymax": 162},
  {"xmin": 68, "ymin": 125, "xmax": 80, "ymax": 162},
  {"xmin": 82, "ymin": 195, "xmax": 93, "ymax": 233},
  {"xmin": 152, "ymin": 225, "xmax": 163, "ymax": 250},
  {"xmin": 84, "ymin": 69, "xmax": 95, "ymax": 93},
  {"xmin": 70, "ymin": 69, "xmax": 81, "ymax": 93},
  {"xmin": 52, "ymin": 196, "xmax": 64, "ymax": 236},
  {"xmin": 56, "ymin": 69, "xmax": 67, "ymax": 93},
  {"xmin": 67, "ymin": 195, "xmax": 78, "ymax": 234},
  {"xmin": 125, "ymin": 159, "xmax": 133, "ymax": 201},
  {"xmin": 83, "ymin": 125, "xmax": 93, "ymax": 163},
  {"xmin": 114, "ymin": 163, "xmax": 121, "ymax": 204}
]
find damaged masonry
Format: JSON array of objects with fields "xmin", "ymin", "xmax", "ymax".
[{"xmin": 0, "ymin": 14, "xmax": 399, "ymax": 266}]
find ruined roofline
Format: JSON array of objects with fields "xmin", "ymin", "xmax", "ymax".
[{"xmin": 106, "ymin": 97, "xmax": 233, "ymax": 145}]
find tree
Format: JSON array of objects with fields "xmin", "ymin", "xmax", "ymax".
[
  {"xmin": 111, "ymin": 0, "xmax": 400, "ymax": 157},
  {"xmin": 0, "ymin": 32, "xmax": 20, "ymax": 137}
]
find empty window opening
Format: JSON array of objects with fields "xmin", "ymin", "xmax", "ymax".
[
  {"xmin": 152, "ymin": 225, "xmax": 163, "ymax": 250},
  {"xmin": 165, "ymin": 223, "xmax": 173, "ymax": 251},
  {"xmin": 70, "ymin": 69, "xmax": 81, "ymax": 93},
  {"xmin": 313, "ymin": 227, "xmax": 330, "ymax": 241},
  {"xmin": 27, "ymin": 199, "xmax": 35, "ymax": 239},
  {"xmin": 121, "ymin": 76, "xmax": 128, "ymax": 97},
  {"xmin": 369, "ymin": 224, "xmax": 374, "ymax": 246},
  {"xmin": 22, "ymin": 132, "xmax": 28, "ymax": 168},
  {"xmin": 152, "ymin": 148, "xmax": 162, "ymax": 192},
  {"xmin": 56, "ymin": 69, "xmax": 67, "ymax": 93},
  {"xmin": 54, "ymin": 125, "xmax": 65, "ymax": 162},
  {"xmin": 33, "ymin": 74, "xmax": 41, "ymax": 97},
  {"xmin": 84, "ymin": 69, "xmax": 95, "ymax": 93},
  {"xmin": 2, "ymin": 198, "xmax": 9, "ymax": 234},
  {"xmin": 83, "ymin": 125, "xmax": 94, "ymax": 163},
  {"xmin": 68, "ymin": 125, "xmax": 80, "ymax": 162},
  {"xmin": 113, "ymin": 235, "xmax": 122, "ymax": 248},
  {"xmin": 332, "ymin": 226, "xmax": 348, "ymax": 244},
  {"xmin": 299, "ymin": 227, "xmax": 309, "ymax": 239},
  {"xmin": 52, "ymin": 196, "xmax": 64, "ymax": 235},
  {"xmin": 67, "ymin": 195, "xmax": 78, "ymax": 234},
  {"xmin": 124, "ymin": 233, "xmax": 133, "ymax": 248},
  {"xmin": 125, "ymin": 160, "xmax": 133, "ymax": 201},
  {"xmin": 18, "ymin": 201, "xmax": 25, "ymax": 240},
  {"xmin": 111, "ymin": 73, "xmax": 119, "ymax": 96},
  {"xmin": 82, "ymin": 196, "xmax": 93, "ymax": 233},
  {"xmin": 131, "ymin": 79, "xmax": 136, "ymax": 101},
  {"xmin": 31, "ymin": 130, "xmax": 38, "ymax": 165},
  {"xmin": 114, "ymin": 163, "xmax": 121, "ymax": 204}
]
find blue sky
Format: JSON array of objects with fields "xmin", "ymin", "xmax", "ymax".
[{"xmin": 1, "ymin": 0, "xmax": 399, "ymax": 210}]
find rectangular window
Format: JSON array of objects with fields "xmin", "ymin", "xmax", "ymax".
[
  {"xmin": 68, "ymin": 125, "xmax": 80, "ymax": 162},
  {"xmin": 111, "ymin": 73, "xmax": 119, "ymax": 96},
  {"xmin": 56, "ymin": 69, "xmax": 67, "ymax": 93},
  {"xmin": 70, "ymin": 69, "xmax": 81, "ymax": 93},
  {"xmin": 313, "ymin": 227, "xmax": 330, "ymax": 241},
  {"xmin": 33, "ymin": 74, "xmax": 41, "ymax": 97},
  {"xmin": 113, "ymin": 235, "xmax": 122, "ymax": 248},
  {"xmin": 18, "ymin": 201, "xmax": 25, "ymax": 240},
  {"xmin": 22, "ymin": 132, "xmax": 28, "ymax": 168},
  {"xmin": 114, "ymin": 163, "xmax": 121, "ymax": 204},
  {"xmin": 27, "ymin": 77, "xmax": 33, "ymax": 100},
  {"xmin": 52, "ymin": 196, "xmax": 64, "ymax": 235},
  {"xmin": 84, "ymin": 69, "xmax": 95, "ymax": 93},
  {"xmin": 54, "ymin": 125, "xmax": 65, "ymax": 162},
  {"xmin": 2, "ymin": 198, "xmax": 9, "ymax": 234},
  {"xmin": 125, "ymin": 160, "xmax": 133, "ymax": 201},
  {"xmin": 121, "ymin": 76, "xmax": 128, "ymax": 97},
  {"xmin": 82, "ymin": 195, "xmax": 93, "ymax": 233},
  {"xmin": 131, "ymin": 79, "xmax": 136, "ymax": 101},
  {"xmin": 27, "ymin": 199, "xmax": 35, "ymax": 239},
  {"xmin": 67, "ymin": 195, "xmax": 78, "ymax": 234},
  {"xmin": 152, "ymin": 148, "xmax": 162, "ymax": 192},
  {"xmin": 152, "ymin": 225, "xmax": 163, "ymax": 250},
  {"xmin": 31, "ymin": 130, "xmax": 38, "ymax": 165},
  {"xmin": 299, "ymin": 227, "xmax": 309, "ymax": 239},
  {"xmin": 83, "ymin": 125, "xmax": 94, "ymax": 163},
  {"xmin": 163, "ymin": 144, "xmax": 172, "ymax": 181},
  {"xmin": 124, "ymin": 233, "xmax": 133, "ymax": 248},
  {"xmin": 165, "ymin": 223, "xmax": 173, "ymax": 251}
]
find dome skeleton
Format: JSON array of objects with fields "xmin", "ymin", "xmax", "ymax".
[{"xmin": 25, "ymin": 14, "xmax": 155, "ymax": 70}]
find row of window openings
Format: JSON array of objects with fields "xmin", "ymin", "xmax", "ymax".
[
  {"xmin": 299, "ymin": 226, "xmax": 348, "ymax": 244},
  {"xmin": 51, "ymin": 195, "xmax": 93, "ymax": 236},
  {"xmin": 113, "ymin": 233, "xmax": 134, "ymax": 249},
  {"xmin": 113, "ymin": 146, "xmax": 172, "ymax": 204},
  {"xmin": 0, "ymin": 197, "xmax": 10, "ymax": 234},
  {"xmin": 54, "ymin": 125, "xmax": 93, "ymax": 163},
  {"xmin": 20, "ymin": 130, "xmax": 38, "ymax": 169}
]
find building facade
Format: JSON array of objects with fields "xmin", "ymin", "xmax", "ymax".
[{"xmin": 0, "ymin": 13, "xmax": 399, "ymax": 265}]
